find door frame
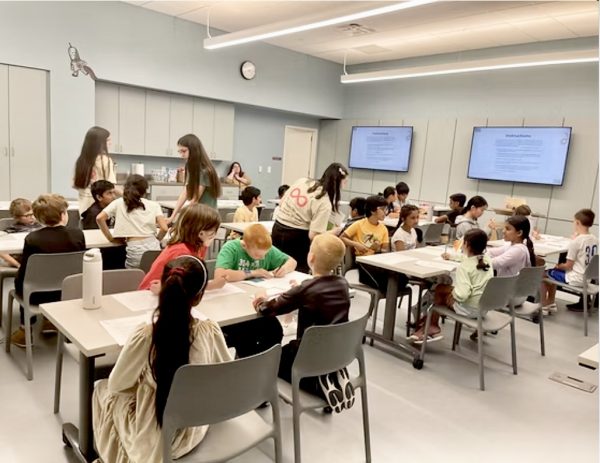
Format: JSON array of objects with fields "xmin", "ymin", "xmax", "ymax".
[{"xmin": 281, "ymin": 125, "xmax": 318, "ymax": 184}]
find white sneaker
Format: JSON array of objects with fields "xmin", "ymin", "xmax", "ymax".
[{"xmin": 542, "ymin": 303, "xmax": 558, "ymax": 315}]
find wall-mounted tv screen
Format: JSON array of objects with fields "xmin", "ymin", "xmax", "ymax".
[
  {"xmin": 349, "ymin": 126, "xmax": 413, "ymax": 172},
  {"xmin": 467, "ymin": 126, "xmax": 572, "ymax": 186}
]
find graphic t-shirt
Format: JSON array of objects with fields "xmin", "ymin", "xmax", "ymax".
[
  {"xmin": 275, "ymin": 178, "xmax": 332, "ymax": 234},
  {"xmin": 344, "ymin": 218, "xmax": 390, "ymax": 256},
  {"xmin": 215, "ymin": 239, "xmax": 289, "ymax": 271}
]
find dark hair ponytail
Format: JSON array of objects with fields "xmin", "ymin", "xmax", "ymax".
[
  {"xmin": 123, "ymin": 174, "xmax": 147, "ymax": 213},
  {"xmin": 308, "ymin": 162, "xmax": 348, "ymax": 213},
  {"xmin": 150, "ymin": 256, "xmax": 208, "ymax": 428},
  {"xmin": 464, "ymin": 229, "xmax": 490, "ymax": 271},
  {"xmin": 461, "ymin": 195, "xmax": 488, "ymax": 215},
  {"xmin": 507, "ymin": 215, "xmax": 536, "ymax": 267}
]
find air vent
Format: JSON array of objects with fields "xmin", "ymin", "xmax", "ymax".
[{"xmin": 337, "ymin": 23, "xmax": 376, "ymax": 36}]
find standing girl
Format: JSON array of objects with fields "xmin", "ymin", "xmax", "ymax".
[
  {"xmin": 139, "ymin": 203, "xmax": 227, "ymax": 292},
  {"xmin": 167, "ymin": 134, "xmax": 222, "ymax": 223},
  {"xmin": 487, "ymin": 215, "xmax": 536, "ymax": 277},
  {"xmin": 73, "ymin": 126, "xmax": 119, "ymax": 215},
  {"xmin": 272, "ymin": 162, "xmax": 349, "ymax": 273},
  {"xmin": 93, "ymin": 256, "xmax": 232, "ymax": 463},
  {"xmin": 97, "ymin": 174, "xmax": 168, "ymax": 268}
]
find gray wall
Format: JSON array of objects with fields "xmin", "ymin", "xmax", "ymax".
[
  {"xmin": 318, "ymin": 60, "xmax": 598, "ymax": 236},
  {"xmin": 0, "ymin": 1, "xmax": 342, "ymax": 197}
]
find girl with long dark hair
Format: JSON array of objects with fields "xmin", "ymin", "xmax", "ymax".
[
  {"xmin": 272, "ymin": 162, "xmax": 349, "ymax": 273},
  {"xmin": 92, "ymin": 256, "xmax": 232, "ymax": 463},
  {"xmin": 487, "ymin": 215, "xmax": 536, "ymax": 277},
  {"xmin": 73, "ymin": 126, "xmax": 118, "ymax": 214},
  {"xmin": 167, "ymin": 134, "xmax": 222, "ymax": 224}
]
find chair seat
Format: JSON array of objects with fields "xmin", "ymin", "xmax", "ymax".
[
  {"xmin": 543, "ymin": 278, "xmax": 599, "ymax": 296},
  {"xmin": 433, "ymin": 305, "xmax": 512, "ymax": 332},
  {"xmin": 177, "ymin": 410, "xmax": 274, "ymax": 463}
]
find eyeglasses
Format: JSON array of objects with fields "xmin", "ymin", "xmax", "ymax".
[{"xmin": 20, "ymin": 212, "xmax": 34, "ymax": 218}]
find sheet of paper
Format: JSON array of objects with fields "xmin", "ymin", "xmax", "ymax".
[
  {"xmin": 245, "ymin": 271, "xmax": 312, "ymax": 291},
  {"xmin": 415, "ymin": 246, "xmax": 447, "ymax": 256},
  {"xmin": 100, "ymin": 313, "xmax": 152, "ymax": 346},
  {"xmin": 112, "ymin": 290, "xmax": 158, "ymax": 312},
  {"xmin": 201, "ymin": 283, "xmax": 246, "ymax": 302},
  {"xmin": 415, "ymin": 260, "xmax": 457, "ymax": 272},
  {"xmin": 385, "ymin": 253, "xmax": 418, "ymax": 265}
]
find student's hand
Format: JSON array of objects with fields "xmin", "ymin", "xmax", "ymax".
[
  {"xmin": 252, "ymin": 296, "xmax": 267, "ymax": 311},
  {"xmin": 149, "ymin": 280, "xmax": 161, "ymax": 295},
  {"xmin": 210, "ymin": 275, "xmax": 227, "ymax": 290},
  {"xmin": 441, "ymin": 253, "xmax": 451, "ymax": 260},
  {"xmin": 252, "ymin": 268, "xmax": 273, "ymax": 279},
  {"xmin": 289, "ymin": 279, "xmax": 298, "ymax": 288},
  {"xmin": 487, "ymin": 218, "xmax": 497, "ymax": 230},
  {"xmin": 355, "ymin": 243, "xmax": 370, "ymax": 254},
  {"xmin": 370, "ymin": 241, "xmax": 381, "ymax": 252},
  {"xmin": 273, "ymin": 266, "xmax": 287, "ymax": 278}
]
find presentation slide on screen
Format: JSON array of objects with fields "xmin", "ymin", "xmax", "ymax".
[
  {"xmin": 468, "ymin": 127, "xmax": 571, "ymax": 185},
  {"xmin": 349, "ymin": 126, "xmax": 412, "ymax": 172}
]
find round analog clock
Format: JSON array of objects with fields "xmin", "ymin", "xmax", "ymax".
[{"xmin": 240, "ymin": 61, "xmax": 256, "ymax": 80}]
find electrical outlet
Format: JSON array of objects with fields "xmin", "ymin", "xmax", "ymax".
[
  {"xmin": 258, "ymin": 166, "xmax": 263, "ymax": 173},
  {"xmin": 267, "ymin": 166, "xmax": 271, "ymax": 174}
]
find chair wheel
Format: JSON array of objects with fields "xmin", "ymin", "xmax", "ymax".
[
  {"xmin": 412, "ymin": 358, "xmax": 424, "ymax": 370},
  {"xmin": 62, "ymin": 431, "xmax": 71, "ymax": 448}
]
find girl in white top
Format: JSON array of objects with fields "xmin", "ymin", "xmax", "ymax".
[
  {"xmin": 92, "ymin": 256, "xmax": 232, "ymax": 463},
  {"xmin": 487, "ymin": 215, "xmax": 536, "ymax": 277},
  {"xmin": 392, "ymin": 205, "xmax": 420, "ymax": 251},
  {"xmin": 97, "ymin": 174, "xmax": 168, "ymax": 268},
  {"xmin": 73, "ymin": 126, "xmax": 118, "ymax": 214}
]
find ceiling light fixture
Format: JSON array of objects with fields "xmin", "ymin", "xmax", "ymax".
[
  {"xmin": 204, "ymin": 0, "xmax": 437, "ymax": 50},
  {"xmin": 341, "ymin": 49, "xmax": 598, "ymax": 83}
]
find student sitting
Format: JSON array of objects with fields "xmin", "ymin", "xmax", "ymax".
[
  {"xmin": 513, "ymin": 204, "xmax": 540, "ymax": 239},
  {"xmin": 394, "ymin": 181, "xmax": 411, "ymax": 209},
  {"xmin": 435, "ymin": 193, "xmax": 466, "ymax": 225},
  {"xmin": 253, "ymin": 233, "xmax": 350, "ymax": 397},
  {"xmin": 0, "ymin": 198, "xmax": 42, "ymax": 268},
  {"xmin": 271, "ymin": 184, "xmax": 289, "ymax": 222},
  {"xmin": 229, "ymin": 185, "xmax": 261, "ymax": 239},
  {"xmin": 341, "ymin": 195, "xmax": 404, "ymax": 295},
  {"xmin": 411, "ymin": 229, "xmax": 494, "ymax": 343},
  {"xmin": 541, "ymin": 208, "xmax": 598, "ymax": 314},
  {"xmin": 92, "ymin": 256, "xmax": 232, "ymax": 463},
  {"xmin": 11, "ymin": 194, "xmax": 86, "ymax": 347},
  {"xmin": 97, "ymin": 174, "xmax": 168, "ymax": 269},
  {"xmin": 392, "ymin": 205, "xmax": 420, "ymax": 251},
  {"xmin": 454, "ymin": 195, "xmax": 497, "ymax": 240},
  {"xmin": 139, "ymin": 204, "xmax": 226, "ymax": 293},
  {"xmin": 80, "ymin": 180, "xmax": 116, "ymax": 230},
  {"xmin": 215, "ymin": 223, "xmax": 297, "ymax": 282},
  {"xmin": 487, "ymin": 215, "xmax": 536, "ymax": 277},
  {"xmin": 381, "ymin": 186, "xmax": 399, "ymax": 218},
  {"xmin": 339, "ymin": 196, "xmax": 366, "ymax": 235}
]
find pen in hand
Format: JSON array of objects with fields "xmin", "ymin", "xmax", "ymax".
[{"xmin": 272, "ymin": 264, "xmax": 284, "ymax": 278}]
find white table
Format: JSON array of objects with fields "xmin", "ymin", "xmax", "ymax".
[
  {"xmin": 40, "ymin": 282, "xmax": 265, "ymax": 462},
  {"xmin": 578, "ymin": 344, "xmax": 598, "ymax": 369},
  {"xmin": 160, "ymin": 200, "xmax": 265, "ymax": 210},
  {"xmin": 0, "ymin": 229, "xmax": 117, "ymax": 254},
  {"xmin": 383, "ymin": 217, "xmax": 434, "ymax": 228},
  {"xmin": 488, "ymin": 233, "xmax": 571, "ymax": 257},
  {"xmin": 221, "ymin": 221, "xmax": 274, "ymax": 234},
  {"xmin": 356, "ymin": 246, "xmax": 455, "ymax": 367}
]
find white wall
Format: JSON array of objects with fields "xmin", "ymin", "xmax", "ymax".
[
  {"xmin": 317, "ymin": 58, "xmax": 598, "ymax": 235},
  {"xmin": 0, "ymin": 1, "xmax": 342, "ymax": 197}
]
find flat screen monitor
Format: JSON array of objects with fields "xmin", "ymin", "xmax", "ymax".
[
  {"xmin": 349, "ymin": 126, "xmax": 413, "ymax": 172},
  {"xmin": 467, "ymin": 126, "xmax": 571, "ymax": 186}
]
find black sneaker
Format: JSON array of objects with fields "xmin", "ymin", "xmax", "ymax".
[{"xmin": 567, "ymin": 301, "xmax": 584, "ymax": 312}]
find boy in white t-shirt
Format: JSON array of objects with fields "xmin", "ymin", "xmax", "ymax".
[{"xmin": 541, "ymin": 209, "xmax": 598, "ymax": 313}]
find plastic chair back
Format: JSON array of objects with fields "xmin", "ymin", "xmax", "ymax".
[
  {"xmin": 22, "ymin": 252, "xmax": 85, "ymax": 303},
  {"xmin": 62, "ymin": 269, "xmax": 145, "ymax": 300},
  {"xmin": 341, "ymin": 246, "xmax": 355, "ymax": 275},
  {"xmin": 477, "ymin": 275, "xmax": 518, "ymax": 315},
  {"xmin": 423, "ymin": 223, "xmax": 444, "ymax": 244},
  {"xmin": 584, "ymin": 254, "xmax": 599, "ymax": 280},
  {"xmin": 0, "ymin": 218, "xmax": 13, "ymax": 231},
  {"xmin": 204, "ymin": 259, "xmax": 216, "ymax": 279},
  {"xmin": 162, "ymin": 345, "xmax": 281, "ymax": 442},
  {"xmin": 225, "ymin": 212, "xmax": 235, "ymax": 222},
  {"xmin": 139, "ymin": 250, "xmax": 161, "ymax": 274},
  {"xmin": 293, "ymin": 314, "xmax": 368, "ymax": 378},
  {"xmin": 513, "ymin": 266, "xmax": 545, "ymax": 299}
]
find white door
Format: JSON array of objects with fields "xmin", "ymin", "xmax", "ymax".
[
  {"xmin": 0, "ymin": 65, "xmax": 10, "ymax": 200},
  {"xmin": 8, "ymin": 66, "xmax": 49, "ymax": 199},
  {"xmin": 281, "ymin": 126, "xmax": 317, "ymax": 185}
]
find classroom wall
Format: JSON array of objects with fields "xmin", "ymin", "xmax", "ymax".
[
  {"xmin": 0, "ymin": 1, "xmax": 343, "ymax": 198},
  {"xmin": 318, "ymin": 48, "xmax": 599, "ymax": 236}
]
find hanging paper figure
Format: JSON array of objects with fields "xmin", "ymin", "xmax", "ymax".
[{"xmin": 68, "ymin": 43, "xmax": 97, "ymax": 80}]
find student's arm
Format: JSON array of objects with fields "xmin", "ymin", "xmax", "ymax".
[
  {"xmin": 15, "ymin": 237, "xmax": 38, "ymax": 296},
  {"xmin": 557, "ymin": 239, "xmax": 579, "ymax": 272},
  {"xmin": 555, "ymin": 259, "xmax": 575, "ymax": 272},
  {"xmin": 435, "ymin": 215, "xmax": 448, "ymax": 224},
  {"xmin": 214, "ymin": 266, "xmax": 272, "ymax": 282},
  {"xmin": 0, "ymin": 253, "xmax": 20, "ymax": 268},
  {"xmin": 269, "ymin": 247, "xmax": 297, "ymax": 277},
  {"xmin": 394, "ymin": 240, "xmax": 407, "ymax": 251},
  {"xmin": 96, "ymin": 211, "xmax": 117, "ymax": 243},
  {"xmin": 308, "ymin": 200, "xmax": 331, "ymax": 240},
  {"xmin": 155, "ymin": 215, "xmax": 168, "ymax": 241},
  {"xmin": 340, "ymin": 232, "xmax": 370, "ymax": 254},
  {"xmin": 166, "ymin": 189, "xmax": 188, "ymax": 225},
  {"xmin": 451, "ymin": 265, "xmax": 472, "ymax": 303},
  {"xmin": 253, "ymin": 282, "xmax": 304, "ymax": 316}
]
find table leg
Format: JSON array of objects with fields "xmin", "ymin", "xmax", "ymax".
[
  {"xmin": 382, "ymin": 273, "xmax": 399, "ymax": 340},
  {"xmin": 61, "ymin": 353, "xmax": 98, "ymax": 463}
]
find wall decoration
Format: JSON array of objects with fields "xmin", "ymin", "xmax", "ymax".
[{"xmin": 68, "ymin": 42, "xmax": 97, "ymax": 80}]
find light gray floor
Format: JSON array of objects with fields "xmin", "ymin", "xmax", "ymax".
[{"xmin": 0, "ymin": 287, "xmax": 597, "ymax": 463}]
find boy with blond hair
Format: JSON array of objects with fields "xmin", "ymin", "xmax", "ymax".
[
  {"xmin": 253, "ymin": 234, "xmax": 351, "ymax": 398},
  {"xmin": 541, "ymin": 208, "xmax": 598, "ymax": 313}
]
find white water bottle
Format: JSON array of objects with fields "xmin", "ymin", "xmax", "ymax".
[{"xmin": 82, "ymin": 248, "xmax": 103, "ymax": 310}]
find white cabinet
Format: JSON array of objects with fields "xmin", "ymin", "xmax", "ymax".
[
  {"xmin": 95, "ymin": 82, "xmax": 119, "ymax": 146},
  {"xmin": 212, "ymin": 102, "xmax": 234, "ymax": 161},
  {"xmin": 145, "ymin": 90, "xmax": 171, "ymax": 157},
  {"xmin": 192, "ymin": 98, "xmax": 214, "ymax": 156},
  {"xmin": 0, "ymin": 64, "xmax": 49, "ymax": 201},
  {"xmin": 118, "ymin": 86, "xmax": 145, "ymax": 154},
  {"xmin": 169, "ymin": 95, "xmax": 194, "ymax": 155}
]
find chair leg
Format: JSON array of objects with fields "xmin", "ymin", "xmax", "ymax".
[
  {"xmin": 24, "ymin": 309, "xmax": 34, "ymax": 381},
  {"xmin": 292, "ymin": 386, "xmax": 302, "ymax": 463},
  {"xmin": 369, "ymin": 295, "xmax": 379, "ymax": 347},
  {"xmin": 538, "ymin": 306, "xmax": 546, "ymax": 356},
  {"xmin": 360, "ymin": 384, "xmax": 372, "ymax": 463},
  {"xmin": 0, "ymin": 275, "xmax": 4, "ymax": 328},
  {"xmin": 54, "ymin": 333, "xmax": 65, "ymax": 414},
  {"xmin": 452, "ymin": 323, "xmax": 462, "ymax": 351},
  {"xmin": 271, "ymin": 398, "xmax": 283, "ymax": 463},
  {"xmin": 5, "ymin": 292, "xmax": 14, "ymax": 353},
  {"xmin": 477, "ymin": 319, "xmax": 484, "ymax": 391},
  {"xmin": 510, "ymin": 318, "xmax": 517, "ymax": 375},
  {"xmin": 583, "ymin": 289, "xmax": 588, "ymax": 337}
]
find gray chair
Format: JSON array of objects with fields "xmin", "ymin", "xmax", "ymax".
[
  {"xmin": 423, "ymin": 222, "xmax": 445, "ymax": 245},
  {"xmin": 278, "ymin": 314, "xmax": 371, "ymax": 463},
  {"xmin": 54, "ymin": 268, "xmax": 145, "ymax": 413},
  {"xmin": 139, "ymin": 249, "xmax": 161, "ymax": 274},
  {"xmin": 5, "ymin": 251, "xmax": 85, "ymax": 380},
  {"xmin": 162, "ymin": 344, "xmax": 283, "ymax": 463},
  {"xmin": 224, "ymin": 212, "xmax": 235, "ymax": 223},
  {"xmin": 204, "ymin": 259, "xmax": 216, "ymax": 280},
  {"xmin": 419, "ymin": 275, "xmax": 518, "ymax": 391},
  {"xmin": 262, "ymin": 208, "xmax": 274, "ymax": 221},
  {"xmin": 544, "ymin": 254, "xmax": 599, "ymax": 336},
  {"xmin": 0, "ymin": 219, "xmax": 19, "ymax": 327},
  {"xmin": 508, "ymin": 266, "xmax": 547, "ymax": 356},
  {"xmin": 0, "ymin": 217, "xmax": 14, "ymax": 231}
]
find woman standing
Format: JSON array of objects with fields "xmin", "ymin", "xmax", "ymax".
[
  {"xmin": 73, "ymin": 126, "xmax": 118, "ymax": 214},
  {"xmin": 167, "ymin": 134, "xmax": 221, "ymax": 224},
  {"xmin": 223, "ymin": 161, "xmax": 251, "ymax": 194},
  {"xmin": 272, "ymin": 162, "xmax": 349, "ymax": 273}
]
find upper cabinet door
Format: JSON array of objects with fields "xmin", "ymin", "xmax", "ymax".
[
  {"xmin": 118, "ymin": 86, "xmax": 145, "ymax": 154},
  {"xmin": 95, "ymin": 82, "xmax": 119, "ymax": 150},
  {"xmin": 145, "ymin": 90, "xmax": 171, "ymax": 157},
  {"xmin": 0, "ymin": 65, "xmax": 10, "ymax": 200},
  {"xmin": 192, "ymin": 98, "xmax": 215, "ymax": 156},
  {"xmin": 8, "ymin": 66, "xmax": 49, "ymax": 199},
  {"xmin": 169, "ymin": 95, "xmax": 194, "ymax": 156},
  {"xmin": 212, "ymin": 102, "xmax": 234, "ymax": 161}
]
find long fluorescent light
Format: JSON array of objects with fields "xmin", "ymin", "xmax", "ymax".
[
  {"xmin": 204, "ymin": 0, "xmax": 437, "ymax": 50},
  {"xmin": 341, "ymin": 49, "xmax": 599, "ymax": 83}
]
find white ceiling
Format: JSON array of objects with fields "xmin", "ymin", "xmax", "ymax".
[{"xmin": 126, "ymin": 1, "xmax": 599, "ymax": 64}]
